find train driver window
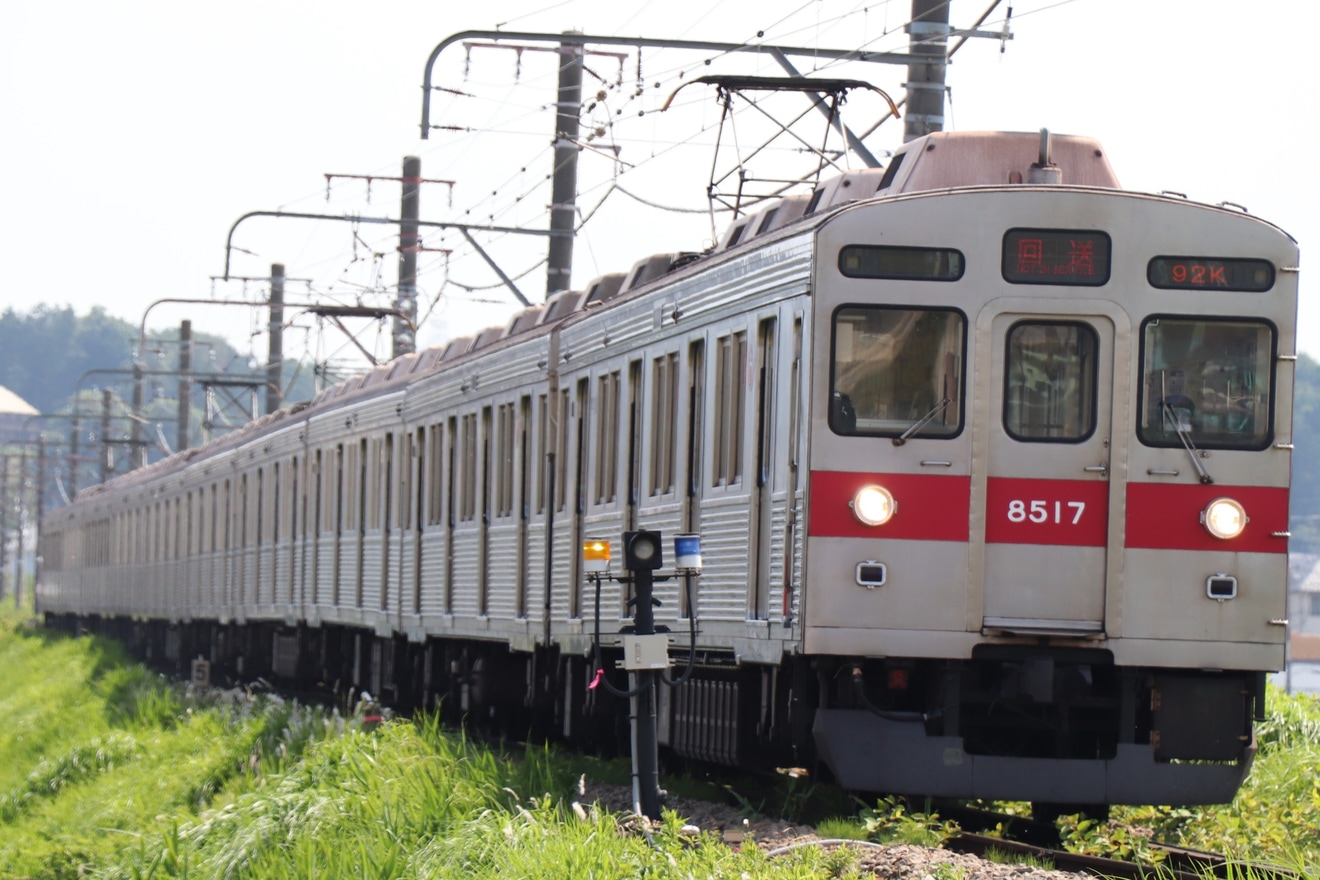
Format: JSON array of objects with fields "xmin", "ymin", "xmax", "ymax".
[
  {"xmin": 1003, "ymin": 322, "xmax": 1098, "ymax": 442},
  {"xmin": 1138, "ymin": 316, "xmax": 1275, "ymax": 450},
  {"xmin": 829, "ymin": 306, "xmax": 965, "ymax": 438}
]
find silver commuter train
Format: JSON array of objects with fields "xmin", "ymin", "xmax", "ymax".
[{"xmin": 39, "ymin": 130, "xmax": 1297, "ymax": 809}]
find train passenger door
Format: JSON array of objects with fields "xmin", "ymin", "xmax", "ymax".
[
  {"xmin": 749, "ymin": 317, "xmax": 777, "ymax": 620},
  {"xmin": 980, "ymin": 308, "xmax": 1119, "ymax": 634}
]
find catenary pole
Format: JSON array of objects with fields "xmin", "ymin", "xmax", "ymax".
[
  {"xmin": 267, "ymin": 264, "xmax": 284, "ymax": 415},
  {"xmin": 546, "ymin": 35, "xmax": 582, "ymax": 297},
  {"xmin": 101, "ymin": 389, "xmax": 113, "ymax": 484},
  {"xmin": 130, "ymin": 363, "xmax": 145, "ymax": 469},
  {"xmin": 903, "ymin": 0, "xmax": 950, "ymax": 143},
  {"xmin": 69, "ymin": 414, "xmax": 80, "ymax": 498},
  {"xmin": 395, "ymin": 156, "xmax": 421, "ymax": 358},
  {"xmin": 177, "ymin": 320, "xmax": 192, "ymax": 452}
]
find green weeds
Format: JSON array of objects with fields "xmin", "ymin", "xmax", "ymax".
[
  {"xmin": 858, "ymin": 796, "xmax": 958, "ymax": 847},
  {"xmin": 8, "ymin": 603, "xmax": 1320, "ymax": 879}
]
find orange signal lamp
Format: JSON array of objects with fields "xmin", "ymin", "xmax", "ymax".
[{"xmin": 583, "ymin": 538, "xmax": 611, "ymax": 573}]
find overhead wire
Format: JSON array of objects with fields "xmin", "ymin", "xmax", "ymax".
[{"xmin": 258, "ymin": 2, "xmax": 1038, "ymax": 369}]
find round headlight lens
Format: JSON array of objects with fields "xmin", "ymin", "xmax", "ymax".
[
  {"xmin": 1202, "ymin": 497, "xmax": 1248, "ymax": 540},
  {"xmin": 851, "ymin": 485, "xmax": 896, "ymax": 526}
]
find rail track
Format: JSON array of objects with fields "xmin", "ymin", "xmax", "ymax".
[{"xmin": 946, "ymin": 831, "xmax": 1302, "ymax": 880}]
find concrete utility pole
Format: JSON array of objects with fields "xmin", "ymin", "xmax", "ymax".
[
  {"xmin": 130, "ymin": 363, "xmax": 145, "ymax": 470},
  {"xmin": 395, "ymin": 156, "xmax": 421, "ymax": 359},
  {"xmin": 903, "ymin": 0, "xmax": 950, "ymax": 143},
  {"xmin": 14, "ymin": 448, "xmax": 25, "ymax": 606},
  {"xmin": 69, "ymin": 415, "xmax": 80, "ymax": 498},
  {"xmin": 177, "ymin": 320, "xmax": 192, "ymax": 452},
  {"xmin": 101, "ymin": 389, "xmax": 113, "ymax": 484},
  {"xmin": 33, "ymin": 438, "xmax": 44, "ymax": 596},
  {"xmin": 267, "ymin": 264, "xmax": 284, "ymax": 415},
  {"xmin": 0, "ymin": 456, "xmax": 8, "ymax": 601},
  {"xmin": 546, "ymin": 35, "xmax": 583, "ymax": 296}
]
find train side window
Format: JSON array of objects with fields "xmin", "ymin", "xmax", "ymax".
[
  {"xmin": 651, "ymin": 352, "xmax": 679, "ymax": 497},
  {"xmin": 564, "ymin": 384, "xmax": 581, "ymax": 514},
  {"xmin": 496, "ymin": 402, "xmax": 515, "ymax": 518},
  {"xmin": 273, "ymin": 463, "xmax": 283, "ymax": 548},
  {"xmin": 481, "ymin": 406, "xmax": 493, "ymax": 520},
  {"xmin": 342, "ymin": 444, "xmax": 356, "ymax": 533},
  {"xmin": 358, "ymin": 439, "xmax": 369, "ymax": 538},
  {"xmin": 1003, "ymin": 322, "xmax": 1098, "ymax": 442},
  {"xmin": 713, "ymin": 331, "xmax": 747, "ymax": 486},
  {"xmin": 256, "ymin": 470, "xmax": 265, "ymax": 557},
  {"xmin": 1138, "ymin": 316, "xmax": 1275, "ymax": 450},
  {"xmin": 368, "ymin": 439, "xmax": 382, "ymax": 531},
  {"xmin": 427, "ymin": 423, "xmax": 444, "ymax": 526},
  {"xmin": 536, "ymin": 394, "xmax": 548, "ymax": 514},
  {"xmin": 460, "ymin": 413, "xmax": 478, "ymax": 521},
  {"xmin": 595, "ymin": 371, "xmax": 621, "ymax": 504},
  {"xmin": 829, "ymin": 306, "xmax": 965, "ymax": 438}
]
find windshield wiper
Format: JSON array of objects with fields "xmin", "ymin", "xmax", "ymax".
[
  {"xmin": 893, "ymin": 398, "xmax": 952, "ymax": 447},
  {"xmin": 1163, "ymin": 402, "xmax": 1213, "ymax": 484}
]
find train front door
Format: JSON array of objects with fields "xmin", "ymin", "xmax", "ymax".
[{"xmin": 979, "ymin": 306, "xmax": 1121, "ymax": 635}]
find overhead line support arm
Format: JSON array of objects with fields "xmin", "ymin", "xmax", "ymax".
[
  {"xmin": 223, "ymin": 210, "xmax": 564, "ymax": 304},
  {"xmin": 420, "ymin": 29, "xmax": 935, "ymax": 139}
]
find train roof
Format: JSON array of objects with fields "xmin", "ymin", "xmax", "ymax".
[{"xmin": 73, "ymin": 131, "xmax": 1143, "ymax": 499}]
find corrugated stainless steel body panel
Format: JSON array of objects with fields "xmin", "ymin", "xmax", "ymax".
[
  {"xmin": 546, "ymin": 235, "xmax": 813, "ymax": 658},
  {"xmin": 418, "ymin": 530, "xmax": 446, "ymax": 617},
  {"xmin": 360, "ymin": 528, "xmax": 384, "ymax": 612},
  {"xmin": 315, "ymin": 534, "xmax": 337, "ymax": 614},
  {"xmin": 448, "ymin": 517, "xmax": 482, "ymax": 619},
  {"xmin": 689, "ymin": 495, "xmax": 753, "ymax": 624},
  {"xmin": 330, "ymin": 535, "xmax": 361, "ymax": 622},
  {"xmin": 255, "ymin": 543, "xmax": 273, "ymax": 615},
  {"xmin": 273, "ymin": 538, "xmax": 292, "ymax": 611},
  {"xmin": 393, "ymin": 529, "xmax": 412, "ymax": 620},
  {"xmin": 484, "ymin": 519, "xmax": 520, "ymax": 622}
]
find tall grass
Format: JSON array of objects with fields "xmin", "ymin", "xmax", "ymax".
[
  {"xmin": 107, "ymin": 718, "xmax": 853, "ymax": 880},
  {"xmin": 9, "ymin": 601, "xmax": 1320, "ymax": 879},
  {"xmin": 0, "ymin": 612, "xmax": 864, "ymax": 880}
]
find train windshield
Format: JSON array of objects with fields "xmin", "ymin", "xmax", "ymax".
[
  {"xmin": 829, "ymin": 306, "xmax": 965, "ymax": 437},
  {"xmin": 1138, "ymin": 316, "xmax": 1275, "ymax": 450},
  {"xmin": 1003, "ymin": 321, "xmax": 1098, "ymax": 442}
]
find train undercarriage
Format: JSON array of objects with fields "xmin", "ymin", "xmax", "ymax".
[{"xmin": 43, "ymin": 613, "xmax": 1263, "ymax": 808}]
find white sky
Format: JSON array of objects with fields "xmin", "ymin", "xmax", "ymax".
[{"xmin": 3, "ymin": 0, "xmax": 1316, "ymax": 386}]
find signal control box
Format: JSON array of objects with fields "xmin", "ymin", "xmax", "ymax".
[{"xmin": 618, "ymin": 634, "xmax": 671, "ymax": 670}]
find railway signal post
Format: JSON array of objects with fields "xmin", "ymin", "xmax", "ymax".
[
  {"xmin": 585, "ymin": 531, "xmax": 703, "ymax": 821},
  {"xmin": 621, "ymin": 530, "xmax": 666, "ymax": 820}
]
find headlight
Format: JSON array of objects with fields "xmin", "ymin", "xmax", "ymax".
[
  {"xmin": 850, "ymin": 485, "xmax": 896, "ymax": 526},
  {"xmin": 1202, "ymin": 497, "xmax": 1248, "ymax": 540}
]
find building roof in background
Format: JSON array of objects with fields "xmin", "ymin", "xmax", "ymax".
[
  {"xmin": 0, "ymin": 386, "xmax": 37, "ymax": 417},
  {"xmin": 1291, "ymin": 554, "xmax": 1320, "ymax": 593}
]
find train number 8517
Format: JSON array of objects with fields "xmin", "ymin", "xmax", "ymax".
[{"xmin": 1006, "ymin": 499, "xmax": 1086, "ymax": 524}]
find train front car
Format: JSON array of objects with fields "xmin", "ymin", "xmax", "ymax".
[{"xmin": 804, "ymin": 131, "xmax": 1296, "ymax": 807}]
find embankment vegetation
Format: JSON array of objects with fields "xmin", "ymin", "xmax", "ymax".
[{"xmin": 2, "ymin": 603, "xmax": 1318, "ymax": 878}]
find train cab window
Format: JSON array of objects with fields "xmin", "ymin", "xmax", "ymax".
[
  {"xmin": 829, "ymin": 306, "xmax": 965, "ymax": 438},
  {"xmin": 1003, "ymin": 322, "xmax": 1098, "ymax": 442},
  {"xmin": 1138, "ymin": 316, "xmax": 1275, "ymax": 450}
]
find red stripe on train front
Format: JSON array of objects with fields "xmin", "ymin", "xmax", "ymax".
[
  {"xmin": 1125, "ymin": 483, "xmax": 1289, "ymax": 554},
  {"xmin": 808, "ymin": 471, "xmax": 970, "ymax": 541},
  {"xmin": 984, "ymin": 477, "xmax": 1108, "ymax": 547}
]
